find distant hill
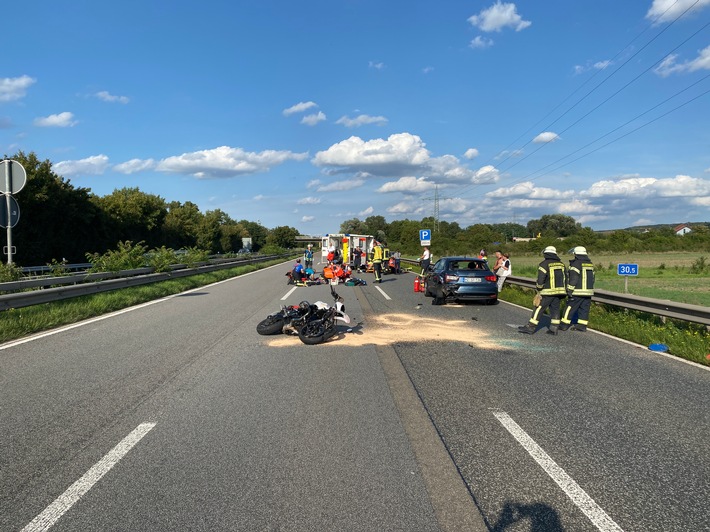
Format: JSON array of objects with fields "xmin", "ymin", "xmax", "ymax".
[{"xmin": 594, "ymin": 222, "xmax": 710, "ymax": 233}]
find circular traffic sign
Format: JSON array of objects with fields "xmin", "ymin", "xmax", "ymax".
[
  {"xmin": 0, "ymin": 159, "xmax": 27, "ymax": 194},
  {"xmin": 0, "ymin": 194, "xmax": 20, "ymax": 228}
]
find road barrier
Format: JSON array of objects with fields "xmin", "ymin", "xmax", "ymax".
[
  {"xmin": 0, "ymin": 254, "xmax": 288, "ymax": 311},
  {"xmin": 399, "ymin": 258, "xmax": 710, "ymax": 326},
  {"xmin": 2, "ymin": 255, "xmax": 708, "ymax": 327}
]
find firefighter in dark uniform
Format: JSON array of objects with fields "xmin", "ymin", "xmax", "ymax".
[
  {"xmin": 372, "ymin": 240, "xmax": 384, "ymax": 283},
  {"xmin": 519, "ymin": 246, "xmax": 567, "ymax": 335},
  {"xmin": 560, "ymin": 246, "xmax": 595, "ymax": 331}
]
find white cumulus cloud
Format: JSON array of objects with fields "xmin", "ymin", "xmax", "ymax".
[
  {"xmin": 297, "ymin": 196, "xmax": 321, "ymax": 205},
  {"xmin": 646, "ymin": 0, "xmax": 710, "ymax": 24},
  {"xmin": 533, "ymin": 131, "xmax": 560, "ymax": 143},
  {"xmin": 464, "ymin": 148, "xmax": 479, "ymax": 159},
  {"xmin": 336, "ymin": 114, "xmax": 388, "ymax": 128},
  {"xmin": 486, "ymin": 181, "xmax": 575, "ymax": 199},
  {"xmin": 54, "ymin": 155, "xmax": 110, "ymax": 176},
  {"xmin": 313, "ymin": 133, "xmax": 431, "ymax": 176},
  {"xmin": 470, "ymin": 36, "xmax": 494, "ymax": 49},
  {"xmin": 156, "ymin": 146, "xmax": 308, "ymax": 178},
  {"xmin": 283, "ymin": 101, "xmax": 317, "ymax": 116},
  {"xmin": 377, "ymin": 176, "xmax": 438, "ymax": 193},
  {"xmin": 316, "ymin": 179, "xmax": 366, "ymax": 192},
  {"xmin": 95, "ymin": 91, "xmax": 130, "ymax": 104},
  {"xmin": 301, "ymin": 111, "xmax": 327, "ymax": 126},
  {"xmin": 359, "ymin": 206, "xmax": 374, "ymax": 216},
  {"xmin": 655, "ymin": 45, "xmax": 710, "ymax": 77},
  {"xmin": 34, "ymin": 112, "xmax": 78, "ymax": 127},
  {"xmin": 301, "ymin": 215, "xmax": 315, "ymax": 222},
  {"xmin": 386, "ymin": 201, "xmax": 425, "ymax": 215},
  {"xmin": 0, "ymin": 75, "xmax": 36, "ymax": 102},
  {"xmin": 468, "ymin": 2, "xmax": 531, "ymax": 32},
  {"xmin": 113, "ymin": 159, "xmax": 156, "ymax": 174}
]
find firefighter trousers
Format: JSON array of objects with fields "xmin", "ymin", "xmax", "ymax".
[{"xmin": 529, "ymin": 295, "xmax": 564, "ymax": 327}]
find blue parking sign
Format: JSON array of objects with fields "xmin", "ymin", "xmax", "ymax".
[{"xmin": 419, "ymin": 229, "xmax": 430, "ymax": 241}]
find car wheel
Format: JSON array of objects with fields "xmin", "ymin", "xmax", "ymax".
[{"xmin": 424, "ymin": 281, "xmax": 433, "ymax": 297}]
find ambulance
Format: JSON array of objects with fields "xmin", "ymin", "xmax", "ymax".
[{"xmin": 320, "ymin": 234, "xmax": 374, "ymax": 267}]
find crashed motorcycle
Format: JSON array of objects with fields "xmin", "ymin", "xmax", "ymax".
[
  {"xmin": 256, "ymin": 286, "xmax": 350, "ymax": 345},
  {"xmin": 256, "ymin": 300, "xmax": 314, "ymax": 336}
]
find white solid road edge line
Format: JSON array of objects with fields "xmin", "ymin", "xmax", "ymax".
[
  {"xmin": 493, "ymin": 411, "xmax": 624, "ymax": 532},
  {"xmin": 1, "ymin": 263, "xmax": 286, "ymax": 351},
  {"xmin": 22, "ymin": 422, "xmax": 156, "ymax": 532}
]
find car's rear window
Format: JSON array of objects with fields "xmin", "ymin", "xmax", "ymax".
[{"xmin": 449, "ymin": 261, "xmax": 487, "ymax": 271}]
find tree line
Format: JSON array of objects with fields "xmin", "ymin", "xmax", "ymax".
[
  {"xmin": 4, "ymin": 152, "xmax": 300, "ymax": 265},
  {"xmin": 340, "ymin": 215, "xmax": 710, "ymax": 258},
  {"xmin": 3, "ymin": 151, "xmax": 709, "ymax": 267}
]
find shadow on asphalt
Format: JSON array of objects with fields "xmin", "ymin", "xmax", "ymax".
[{"xmin": 490, "ymin": 501, "xmax": 564, "ymax": 531}]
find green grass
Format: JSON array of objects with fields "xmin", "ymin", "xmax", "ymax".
[
  {"xmin": 499, "ymin": 284, "xmax": 710, "ymax": 366},
  {"xmin": 0, "ymin": 260, "xmax": 284, "ymax": 343}
]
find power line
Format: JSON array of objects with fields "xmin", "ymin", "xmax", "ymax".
[
  {"xmin": 498, "ymin": 18, "xmax": 710, "ymax": 176},
  {"xmin": 516, "ymin": 86, "xmax": 710, "ymax": 182},
  {"xmin": 518, "ymin": 73, "xmax": 710, "ymax": 184},
  {"xmin": 490, "ymin": 0, "xmax": 707, "ymax": 170},
  {"xmin": 490, "ymin": 0, "xmax": 692, "ymax": 170},
  {"xmin": 444, "ymin": 7, "xmax": 710, "ymax": 209}
]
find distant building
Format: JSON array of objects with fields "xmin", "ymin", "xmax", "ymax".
[{"xmin": 673, "ymin": 223, "xmax": 692, "ymax": 236}]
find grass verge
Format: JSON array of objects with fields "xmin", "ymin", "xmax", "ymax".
[
  {"xmin": 499, "ymin": 285, "xmax": 710, "ymax": 367},
  {"xmin": 0, "ymin": 260, "xmax": 284, "ymax": 344}
]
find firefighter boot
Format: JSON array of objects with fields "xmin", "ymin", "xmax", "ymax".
[
  {"xmin": 547, "ymin": 325, "xmax": 558, "ymax": 335},
  {"xmin": 518, "ymin": 323, "xmax": 536, "ymax": 334}
]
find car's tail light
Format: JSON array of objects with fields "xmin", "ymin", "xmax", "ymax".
[
  {"xmin": 485, "ymin": 275, "xmax": 497, "ymax": 282},
  {"xmin": 444, "ymin": 274, "xmax": 459, "ymax": 282}
]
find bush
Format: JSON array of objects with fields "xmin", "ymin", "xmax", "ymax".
[
  {"xmin": 0, "ymin": 262, "xmax": 22, "ymax": 283},
  {"xmin": 146, "ymin": 246, "xmax": 176, "ymax": 273},
  {"xmin": 47, "ymin": 258, "xmax": 70, "ymax": 276},
  {"xmin": 690, "ymin": 256, "xmax": 707, "ymax": 274},
  {"xmin": 181, "ymin": 247, "xmax": 210, "ymax": 267},
  {"xmin": 86, "ymin": 241, "xmax": 148, "ymax": 272}
]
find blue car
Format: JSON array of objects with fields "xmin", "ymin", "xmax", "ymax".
[{"xmin": 424, "ymin": 257, "xmax": 498, "ymax": 305}]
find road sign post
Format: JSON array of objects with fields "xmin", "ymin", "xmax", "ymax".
[
  {"xmin": 1, "ymin": 160, "xmax": 27, "ymax": 265},
  {"xmin": 617, "ymin": 263, "xmax": 639, "ymax": 293}
]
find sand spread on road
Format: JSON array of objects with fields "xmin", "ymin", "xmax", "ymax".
[{"xmin": 267, "ymin": 312, "xmax": 501, "ymax": 349}]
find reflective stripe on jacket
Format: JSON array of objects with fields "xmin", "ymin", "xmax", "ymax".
[
  {"xmin": 536, "ymin": 255, "xmax": 567, "ymax": 296},
  {"xmin": 372, "ymin": 245, "xmax": 383, "ymax": 263},
  {"xmin": 567, "ymin": 256, "xmax": 595, "ymax": 296}
]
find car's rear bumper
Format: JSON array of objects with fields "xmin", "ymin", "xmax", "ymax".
[{"xmin": 442, "ymin": 284, "xmax": 497, "ymax": 300}]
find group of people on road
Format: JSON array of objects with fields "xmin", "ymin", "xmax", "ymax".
[{"xmin": 519, "ymin": 245, "xmax": 595, "ymax": 335}]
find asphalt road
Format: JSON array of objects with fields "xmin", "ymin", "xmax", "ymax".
[{"xmin": 1, "ymin": 263, "xmax": 707, "ymax": 531}]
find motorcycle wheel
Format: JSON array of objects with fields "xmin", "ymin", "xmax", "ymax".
[
  {"xmin": 257, "ymin": 315, "xmax": 286, "ymax": 335},
  {"xmin": 298, "ymin": 320, "xmax": 330, "ymax": 345}
]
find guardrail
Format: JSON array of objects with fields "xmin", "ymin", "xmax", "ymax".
[
  {"xmin": 0, "ymin": 254, "xmax": 288, "ymax": 311},
  {"xmin": 399, "ymin": 258, "xmax": 710, "ymax": 326},
  {"xmin": 503, "ymin": 275, "xmax": 710, "ymax": 326},
  {"xmin": 3, "ymin": 256, "xmax": 709, "ymax": 327}
]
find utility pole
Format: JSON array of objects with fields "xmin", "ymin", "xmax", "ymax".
[{"xmin": 434, "ymin": 185, "xmax": 440, "ymax": 233}]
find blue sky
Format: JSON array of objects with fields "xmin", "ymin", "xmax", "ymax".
[{"xmin": 2, "ymin": 0, "xmax": 709, "ymax": 235}]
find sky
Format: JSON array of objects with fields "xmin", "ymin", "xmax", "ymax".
[{"xmin": 2, "ymin": 0, "xmax": 709, "ymax": 236}]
